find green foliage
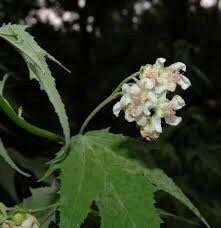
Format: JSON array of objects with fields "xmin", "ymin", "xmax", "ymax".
[
  {"xmin": 60, "ymin": 131, "xmax": 161, "ymax": 228},
  {"xmin": 59, "ymin": 130, "xmax": 209, "ymax": 228},
  {"xmin": 0, "ymin": 157, "xmax": 18, "ymax": 202},
  {"xmin": 0, "ymin": 23, "xmax": 70, "ymax": 146},
  {"xmin": 0, "ymin": 148, "xmax": 54, "ymax": 202},
  {"xmin": 143, "ymin": 169, "xmax": 210, "ymax": 228},
  {"xmin": 0, "ymin": 15, "xmax": 217, "ymax": 227},
  {"xmin": 0, "ymin": 139, "xmax": 29, "ymax": 177}
]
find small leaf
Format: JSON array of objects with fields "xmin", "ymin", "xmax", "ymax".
[
  {"xmin": 0, "ymin": 139, "xmax": 30, "ymax": 177},
  {"xmin": 144, "ymin": 168, "xmax": 210, "ymax": 228},
  {"xmin": 0, "ymin": 24, "xmax": 70, "ymax": 147}
]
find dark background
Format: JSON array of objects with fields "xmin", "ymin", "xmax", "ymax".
[{"xmin": 0, "ymin": 0, "xmax": 221, "ymax": 227}]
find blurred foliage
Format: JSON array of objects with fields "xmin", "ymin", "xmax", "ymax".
[{"xmin": 0, "ymin": 0, "xmax": 221, "ymax": 227}]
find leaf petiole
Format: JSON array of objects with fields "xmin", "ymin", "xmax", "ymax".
[{"xmin": 0, "ymin": 96, "xmax": 64, "ymax": 143}]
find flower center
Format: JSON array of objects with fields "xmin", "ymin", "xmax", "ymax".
[
  {"xmin": 162, "ymin": 104, "xmax": 175, "ymax": 117},
  {"xmin": 143, "ymin": 66, "xmax": 159, "ymax": 80},
  {"xmin": 127, "ymin": 92, "xmax": 146, "ymax": 116},
  {"xmin": 168, "ymin": 71, "xmax": 181, "ymax": 83}
]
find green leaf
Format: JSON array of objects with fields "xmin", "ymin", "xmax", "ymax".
[
  {"xmin": 60, "ymin": 130, "xmax": 210, "ymax": 228},
  {"xmin": 7, "ymin": 148, "xmax": 54, "ymax": 183},
  {"xmin": 21, "ymin": 182, "xmax": 59, "ymax": 228},
  {"xmin": 60, "ymin": 131, "xmax": 161, "ymax": 228},
  {"xmin": 157, "ymin": 208, "xmax": 198, "ymax": 226},
  {"xmin": 144, "ymin": 168, "xmax": 210, "ymax": 228},
  {"xmin": 0, "ymin": 23, "xmax": 70, "ymax": 146},
  {"xmin": 0, "ymin": 139, "xmax": 30, "ymax": 177},
  {"xmin": 95, "ymin": 130, "xmax": 210, "ymax": 228},
  {"xmin": 0, "ymin": 157, "xmax": 18, "ymax": 202}
]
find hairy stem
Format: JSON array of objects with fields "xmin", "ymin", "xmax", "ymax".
[
  {"xmin": 79, "ymin": 71, "xmax": 139, "ymax": 134},
  {"xmin": 111, "ymin": 72, "xmax": 139, "ymax": 95},
  {"xmin": 79, "ymin": 92, "xmax": 121, "ymax": 134},
  {"xmin": 0, "ymin": 96, "xmax": 64, "ymax": 143}
]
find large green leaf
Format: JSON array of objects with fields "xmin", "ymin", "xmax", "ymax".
[
  {"xmin": 60, "ymin": 131, "xmax": 161, "ymax": 228},
  {"xmin": 0, "ymin": 24, "xmax": 70, "ymax": 146},
  {"xmin": 60, "ymin": 130, "xmax": 210, "ymax": 228}
]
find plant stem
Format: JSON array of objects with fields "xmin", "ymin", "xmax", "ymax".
[
  {"xmin": 111, "ymin": 72, "xmax": 139, "ymax": 95},
  {"xmin": 0, "ymin": 96, "xmax": 64, "ymax": 143},
  {"xmin": 79, "ymin": 71, "xmax": 139, "ymax": 134},
  {"xmin": 79, "ymin": 92, "xmax": 121, "ymax": 134}
]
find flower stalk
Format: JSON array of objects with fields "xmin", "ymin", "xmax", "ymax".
[{"xmin": 79, "ymin": 72, "xmax": 139, "ymax": 134}]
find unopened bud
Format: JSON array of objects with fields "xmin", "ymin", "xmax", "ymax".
[{"xmin": 11, "ymin": 211, "xmax": 26, "ymax": 225}]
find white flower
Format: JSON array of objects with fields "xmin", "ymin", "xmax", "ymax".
[
  {"xmin": 139, "ymin": 58, "xmax": 166, "ymax": 89},
  {"xmin": 113, "ymin": 81, "xmax": 157, "ymax": 126},
  {"xmin": 140, "ymin": 117, "xmax": 161, "ymax": 140},
  {"xmin": 153, "ymin": 93, "xmax": 185, "ymax": 130},
  {"xmin": 156, "ymin": 61, "xmax": 191, "ymax": 93}
]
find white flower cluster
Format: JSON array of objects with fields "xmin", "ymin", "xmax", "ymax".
[{"xmin": 113, "ymin": 58, "xmax": 191, "ymax": 140}]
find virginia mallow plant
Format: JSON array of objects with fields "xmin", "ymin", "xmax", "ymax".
[{"xmin": 0, "ymin": 23, "xmax": 210, "ymax": 228}]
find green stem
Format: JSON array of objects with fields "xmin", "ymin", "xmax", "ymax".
[
  {"xmin": 111, "ymin": 72, "xmax": 139, "ymax": 95},
  {"xmin": 0, "ymin": 96, "xmax": 64, "ymax": 143},
  {"xmin": 79, "ymin": 92, "xmax": 121, "ymax": 134},
  {"xmin": 79, "ymin": 71, "xmax": 139, "ymax": 134}
]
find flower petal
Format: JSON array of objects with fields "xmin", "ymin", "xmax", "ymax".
[
  {"xmin": 147, "ymin": 91, "xmax": 158, "ymax": 105},
  {"xmin": 122, "ymin": 83, "xmax": 130, "ymax": 93},
  {"xmin": 129, "ymin": 83, "xmax": 140, "ymax": 95},
  {"xmin": 135, "ymin": 114, "xmax": 147, "ymax": 126},
  {"xmin": 140, "ymin": 125, "xmax": 160, "ymax": 140},
  {"xmin": 177, "ymin": 75, "xmax": 191, "ymax": 90},
  {"xmin": 141, "ymin": 78, "xmax": 154, "ymax": 89},
  {"xmin": 124, "ymin": 110, "xmax": 135, "ymax": 122},
  {"xmin": 113, "ymin": 102, "xmax": 122, "ymax": 117},
  {"xmin": 143, "ymin": 102, "xmax": 151, "ymax": 115},
  {"xmin": 165, "ymin": 115, "xmax": 182, "ymax": 126},
  {"xmin": 155, "ymin": 84, "xmax": 167, "ymax": 94},
  {"xmin": 155, "ymin": 57, "xmax": 166, "ymax": 66},
  {"xmin": 120, "ymin": 95, "xmax": 131, "ymax": 107},
  {"xmin": 169, "ymin": 62, "xmax": 186, "ymax": 72},
  {"xmin": 170, "ymin": 95, "xmax": 185, "ymax": 110},
  {"xmin": 152, "ymin": 114, "xmax": 162, "ymax": 133}
]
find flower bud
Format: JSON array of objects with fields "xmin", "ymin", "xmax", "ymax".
[{"xmin": 11, "ymin": 211, "xmax": 26, "ymax": 225}]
